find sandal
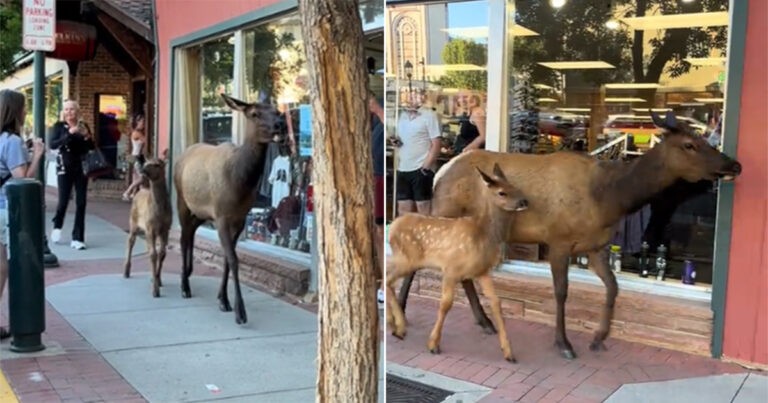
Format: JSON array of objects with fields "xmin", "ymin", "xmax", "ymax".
[{"xmin": 0, "ymin": 326, "xmax": 10, "ymax": 340}]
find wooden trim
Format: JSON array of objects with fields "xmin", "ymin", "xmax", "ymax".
[{"xmin": 710, "ymin": 0, "xmax": 750, "ymax": 358}]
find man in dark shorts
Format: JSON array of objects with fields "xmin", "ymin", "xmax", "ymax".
[
  {"xmin": 369, "ymin": 92, "xmax": 386, "ymax": 303},
  {"xmin": 393, "ymin": 92, "xmax": 442, "ymax": 215}
]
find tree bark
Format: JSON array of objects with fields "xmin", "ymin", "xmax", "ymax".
[{"xmin": 298, "ymin": 1, "xmax": 379, "ymax": 402}]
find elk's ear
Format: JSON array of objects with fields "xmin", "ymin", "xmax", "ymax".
[
  {"xmin": 650, "ymin": 110, "xmax": 666, "ymax": 129},
  {"xmin": 492, "ymin": 163, "xmax": 508, "ymax": 182},
  {"xmin": 664, "ymin": 110, "xmax": 678, "ymax": 130},
  {"xmin": 476, "ymin": 167, "xmax": 497, "ymax": 187},
  {"xmin": 221, "ymin": 93, "xmax": 250, "ymax": 112}
]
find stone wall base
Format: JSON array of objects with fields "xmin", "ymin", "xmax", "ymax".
[{"xmin": 404, "ymin": 269, "xmax": 713, "ymax": 357}]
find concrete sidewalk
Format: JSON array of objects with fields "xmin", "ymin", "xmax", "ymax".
[{"xmin": 1, "ymin": 209, "xmax": 385, "ymax": 402}]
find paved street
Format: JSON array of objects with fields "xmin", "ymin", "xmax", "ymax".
[{"xmin": 0, "ymin": 194, "xmax": 385, "ymax": 402}]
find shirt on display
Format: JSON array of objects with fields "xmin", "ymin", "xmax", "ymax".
[{"xmin": 268, "ymin": 155, "xmax": 292, "ymax": 208}]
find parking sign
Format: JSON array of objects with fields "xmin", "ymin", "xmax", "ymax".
[{"xmin": 22, "ymin": 0, "xmax": 56, "ymax": 52}]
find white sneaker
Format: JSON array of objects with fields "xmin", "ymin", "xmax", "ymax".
[
  {"xmin": 70, "ymin": 240, "xmax": 87, "ymax": 250},
  {"xmin": 51, "ymin": 228, "xmax": 61, "ymax": 244}
]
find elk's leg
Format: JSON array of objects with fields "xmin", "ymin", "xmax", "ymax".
[
  {"xmin": 588, "ymin": 247, "xmax": 618, "ymax": 351},
  {"xmin": 387, "ymin": 263, "xmax": 408, "ymax": 339},
  {"xmin": 463, "ymin": 279, "xmax": 496, "ymax": 334},
  {"xmin": 397, "ymin": 271, "xmax": 416, "ymax": 311},
  {"xmin": 217, "ymin": 225, "xmax": 244, "ymax": 313},
  {"xmin": 123, "ymin": 227, "xmax": 137, "ymax": 278},
  {"xmin": 477, "ymin": 274, "xmax": 516, "ymax": 363},
  {"xmin": 146, "ymin": 231, "xmax": 160, "ymax": 298},
  {"xmin": 179, "ymin": 217, "xmax": 202, "ymax": 299},
  {"xmin": 549, "ymin": 247, "xmax": 576, "ymax": 359},
  {"xmin": 217, "ymin": 221, "xmax": 246, "ymax": 324},
  {"xmin": 428, "ymin": 275, "xmax": 456, "ymax": 354},
  {"xmin": 157, "ymin": 231, "xmax": 169, "ymax": 289}
]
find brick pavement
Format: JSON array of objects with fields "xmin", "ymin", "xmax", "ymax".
[{"xmin": 386, "ymin": 295, "xmax": 753, "ymax": 402}]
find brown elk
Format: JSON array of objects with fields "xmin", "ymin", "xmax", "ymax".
[
  {"xmin": 174, "ymin": 94, "xmax": 284, "ymax": 324},
  {"xmin": 387, "ymin": 163, "xmax": 529, "ymax": 362},
  {"xmin": 397, "ymin": 111, "xmax": 742, "ymax": 359},
  {"xmin": 124, "ymin": 159, "xmax": 172, "ymax": 298}
]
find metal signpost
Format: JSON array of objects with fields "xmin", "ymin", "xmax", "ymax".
[{"xmin": 23, "ymin": 0, "xmax": 59, "ymax": 268}]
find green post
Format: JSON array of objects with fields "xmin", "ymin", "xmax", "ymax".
[
  {"xmin": 6, "ymin": 178, "xmax": 46, "ymax": 353},
  {"xmin": 33, "ymin": 50, "xmax": 59, "ymax": 268}
]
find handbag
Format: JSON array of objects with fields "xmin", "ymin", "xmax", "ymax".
[{"xmin": 81, "ymin": 147, "xmax": 112, "ymax": 178}]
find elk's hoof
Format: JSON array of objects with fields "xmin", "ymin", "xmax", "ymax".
[
  {"xmin": 391, "ymin": 330, "xmax": 405, "ymax": 340},
  {"xmin": 429, "ymin": 346, "xmax": 441, "ymax": 355},
  {"xmin": 219, "ymin": 300, "xmax": 232, "ymax": 312},
  {"xmin": 181, "ymin": 290, "xmax": 191, "ymax": 299},
  {"xmin": 152, "ymin": 290, "xmax": 160, "ymax": 298},
  {"xmin": 560, "ymin": 349, "xmax": 577, "ymax": 360},
  {"xmin": 478, "ymin": 320, "xmax": 497, "ymax": 335},
  {"xmin": 235, "ymin": 303, "xmax": 247, "ymax": 325},
  {"xmin": 505, "ymin": 356, "xmax": 517, "ymax": 364},
  {"xmin": 589, "ymin": 341, "xmax": 607, "ymax": 351},
  {"xmin": 158, "ymin": 279, "xmax": 163, "ymax": 287}
]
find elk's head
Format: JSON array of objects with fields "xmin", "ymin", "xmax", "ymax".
[
  {"xmin": 221, "ymin": 93, "xmax": 286, "ymax": 144},
  {"xmin": 651, "ymin": 111, "xmax": 742, "ymax": 182},
  {"xmin": 476, "ymin": 163, "xmax": 529, "ymax": 212},
  {"xmin": 140, "ymin": 158, "xmax": 166, "ymax": 182}
]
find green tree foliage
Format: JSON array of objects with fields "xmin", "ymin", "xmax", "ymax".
[
  {"xmin": 437, "ymin": 38, "xmax": 487, "ymax": 91},
  {"xmin": 0, "ymin": 0, "xmax": 23, "ymax": 80}
]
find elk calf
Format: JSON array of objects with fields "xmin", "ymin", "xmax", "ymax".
[
  {"xmin": 124, "ymin": 159, "xmax": 172, "ymax": 298},
  {"xmin": 386, "ymin": 163, "xmax": 528, "ymax": 363}
]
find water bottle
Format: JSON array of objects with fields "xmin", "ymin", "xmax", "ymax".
[
  {"xmin": 655, "ymin": 244, "xmax": 667, "ymax": 281},
  {"xmin": 638, "ymin": 241, "xmax": 650, "ymax": 278},
  {"xmin": 610, "ymin": 245, "xmax": 622, "ymax": 273},
  {"xmin": 682, "ymin": 260, "xmax": 696, "ymax": 285}
]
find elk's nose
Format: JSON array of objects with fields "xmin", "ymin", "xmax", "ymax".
[
  {"xmin": 517, "ymin": 199, "xmax": 528, "ymax": 210},
  {"xmin": 732, "ymin": 161, "xmax": 742, "ymax": 174}
]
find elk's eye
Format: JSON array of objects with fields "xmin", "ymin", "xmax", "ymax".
[
  {"xmin": 684, "ymin": 143, "xmax": 695, "ymax": 150},
  {"xmin": 498, "ymin": 191, "xmax": 507, "ymax": 197}
]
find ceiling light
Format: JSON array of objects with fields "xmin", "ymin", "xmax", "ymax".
[
  {"xmin": 605, "ymin": 83, "xmax": 661, "ymax": 89},
  {"xmin": 605, "ymin": 20, "xmax": 620, "ymax": 30},
  {"xmin": 685, "ymin": 57, "xmax": 726, "ymax": 66},
  {"xmin": 632, "ymin": 108, "xmax": 672, "ymax": 113},
  {"xmin": 605, "ymin": 97, "xmax": 647, "ymax": 102},
  {"xmin": 533, "ymin": 83, "xmax": 554, "ymax": 90},
  {"xmin": 441, "ymin": 25, "xmax": 539, "ymax": 38},
  {"xmin": 694, "ymin": 97, "xmax": 725, "ymax": 103},
  {"xmin": 557, "ymin": 108, "xmax": 591, "ymax": 112},
  {"xmin": 621, "ymin": 12, "xmax": 728, "ymax": 31},
  {"xmin": 682, "ymin": 0, "xmax": 695, "ymax": 3},
  {"xmin": 537, "ymin": 98, "xmax": 559, "ymax": 102},
  {"xmin": 550, "ymin": 0, "xmax": 567, "ymax": 8},
  {"xmin": 538, "ymin": 61, "xmax": 615, "ymax": 69}
]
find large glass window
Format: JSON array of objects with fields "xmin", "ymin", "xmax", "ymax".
[
  {"xmin": 386, "ymin": 0, "xmax": 730, "ymax": 287},
  {"xmin": 200, "ymin": 34, "xmax": 235, "ymax": 145},
  {"xmin": 505, "ymin": 0, "xmax": 729, "ymax": 287}
]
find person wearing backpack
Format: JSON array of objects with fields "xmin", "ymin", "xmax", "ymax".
[{"xmin": 0, "ymin": 89, "xmax": 45, "ymax": 340}]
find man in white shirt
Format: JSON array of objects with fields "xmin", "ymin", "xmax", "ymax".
[{"xmin": 393, "ymin": 92, "xmax": 442, "ymax": 215}]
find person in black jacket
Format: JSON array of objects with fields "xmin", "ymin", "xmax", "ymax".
[{"xmin": 49, "ymin": 100, "xmax": 94, "ymax": 250}]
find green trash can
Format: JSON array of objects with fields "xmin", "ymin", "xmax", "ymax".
[{"xmin": 6, "ymin": 178, "xmax": 46, "ymax": 353}]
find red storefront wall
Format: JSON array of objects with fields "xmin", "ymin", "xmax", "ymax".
[
  {"xmin": 722, "ymin": 0, "xmax": 768, "ymax": 366},
  {"xmin": 154, "ymin": 0, "xmax": 282, "ymax": 153}
]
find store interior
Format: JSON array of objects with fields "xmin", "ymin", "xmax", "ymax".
[{"xmin": 386, "ymin": 0, "xmax": 729, "ymax": 288}]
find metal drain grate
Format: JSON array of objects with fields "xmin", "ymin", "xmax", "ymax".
[{"xmin": 386, "ymin": 374, "xmax": 453, "ymax": 403}]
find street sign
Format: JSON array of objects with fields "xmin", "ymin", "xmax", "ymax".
[{"xmin": 22, "ymin": 0, "xmax": 56, "ymax": 52}]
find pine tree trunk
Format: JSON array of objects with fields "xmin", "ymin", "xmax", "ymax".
[{"xmin": 298, "ymin": 1, "xmax": 379, "ymax": 402}]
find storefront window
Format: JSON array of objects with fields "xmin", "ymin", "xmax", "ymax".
[
  {"xmin": 200, "ymin": 34, "xmax": 235, "ymax": 145},
  {"xmin": 386, "ymin": 0, "xmax": 730, "ymax": 287},
  {"xmin": 386, "ymin": 0, "xmax": 490, "ymax": 176}
]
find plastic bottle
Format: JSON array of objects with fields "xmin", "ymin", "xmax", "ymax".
[
  {"xmin": 682, "ymin": 260, "xmax": 696, "ymax": 285},
  {"xmin": 610, "ymin": 245, "xmax": 622, "ymax": 273},
  {"xmin": 655, "ymin": 244, "xmax": 667, "ymax": 281},
  {"xmin": 639, "ymin": 241, "xmax": 650, "ymax": 278}
]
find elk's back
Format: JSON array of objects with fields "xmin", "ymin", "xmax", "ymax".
[{"xmin": 173, "ymin": 143, "xmax": 238, "ymax": 220}]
